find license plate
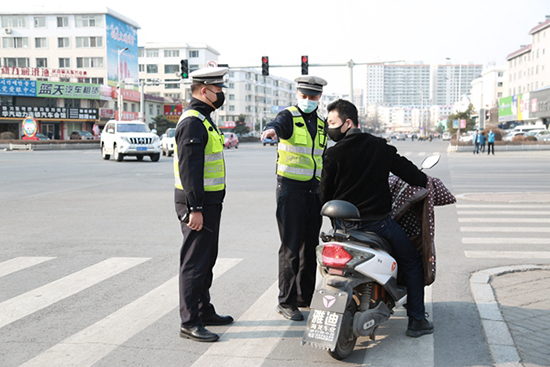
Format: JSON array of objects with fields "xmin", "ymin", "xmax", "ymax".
[
  {"xmin": 137, "ymin": 146, "xmax": 147, "ymax": 151},
  {"xmin": 301, "ymin": 289, "xmax": 348, "ymax": 350}
]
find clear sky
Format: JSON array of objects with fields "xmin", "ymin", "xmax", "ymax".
[{"xmin": 8, "ymin": 0, "xmax": 550, "ymax": 95}]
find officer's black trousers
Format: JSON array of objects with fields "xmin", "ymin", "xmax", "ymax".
[
  {"xmin": 176, "ymin": 202, "xmax": 222, "ymax": 327},
  {"xmin": 276, "ymin": 184, "xmax": 322, "ymax": 308}
]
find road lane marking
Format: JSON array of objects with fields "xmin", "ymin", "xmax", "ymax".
[
  {"xmin": 19, "ymin": 258, "xmax": 242, "ymax": 367},
  {"xmin": 459, "ymin": 218, "xmax": 550, "ymax": 223},
  {"xmin": 463, "ymin": 238, "xmax": 550, "ymax": 245},
  {"xmin": 458, "ymin": 210, "xmax": 550, "ymax": 215},
  {"xmin": 461, "ymin": 227, "xmax": 550, "ymax": 233},
  {"xmin": 466, "ymin": 251, "xmax": 550, "ymax": 259},
  {"xmin": 0, "ymin": 257, "xmax": 149, "ymax": 329},
  {"xmin": 457, "ymin": 204, "xmax": 550, "ymax": 209},
  {"xmin": 191, "ymin": 281, "xmax": 290, "ymax": 367},
  {"xmin": 0, "ymin": 257, "xmax": 56, "ymax": 278}
]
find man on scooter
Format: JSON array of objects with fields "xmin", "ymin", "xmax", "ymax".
[{"xmin": 319, "ymin": 99, "xmax": 433, "ymax": 337}]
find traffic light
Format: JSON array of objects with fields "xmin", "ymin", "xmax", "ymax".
[
  {"xmin": 261, "ymin": 56, "xmax": 269, "ymax": 76},
  {"xmin": 180, "ymin": 59, "xmax": 189, "ymax": 79},
  {"xmin": 301, "ymin": 55, "xmax": 309, "ymax": 75}
]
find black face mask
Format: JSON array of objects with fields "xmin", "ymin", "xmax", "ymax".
[
  {"xmin": 206, "ymin": 89, "xmax": 225, "ymax": 109},
  {"xmin": 327, "ymin": 123, "xmax": 350, "ymax": 142}
]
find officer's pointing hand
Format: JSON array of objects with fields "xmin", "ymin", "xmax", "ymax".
[
  {"xmin": 188, "ymin": 211, "xmax": 203, "ymax": 231},
  {"xmin": 261, "ymin": 129, "xmax": 277, "ymax": 141}
]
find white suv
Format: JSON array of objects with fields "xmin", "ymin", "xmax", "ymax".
[
  {"xmin": 100, "ymin": 120, "xmax": 161, "ymax": 162},
  {"xmin": 160, "ymin": 128, "xmax": 176, "ymax": 157}
]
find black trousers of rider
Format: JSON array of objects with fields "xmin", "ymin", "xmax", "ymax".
[
  {"xmin": 176, "ymin": 202, "xmax": 222, "ymax": 327},
  {"xmin": 276, "ymin": 182, "xmax": 323, "ymax": 308}
]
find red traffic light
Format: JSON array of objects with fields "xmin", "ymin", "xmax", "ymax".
[
  {"xmin": 262, "ymin": 56, "xmax": 268, "ymax": 64},
  {"xmin": 302, "ymin": 56, "xmax": 308, "ymax": 63}
]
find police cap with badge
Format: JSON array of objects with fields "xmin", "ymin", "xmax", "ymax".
[
  {"xmin": 295, "ymin": 76, "xmax": 328, "ymax": 95},
  {"xmin": 190, "ymin": 67, "xmax": 229, "ymax": 87}
]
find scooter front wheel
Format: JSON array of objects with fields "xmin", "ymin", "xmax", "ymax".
[{"xmin": 328, "ymin": 300, "xmax": 358, "ymax": 360}]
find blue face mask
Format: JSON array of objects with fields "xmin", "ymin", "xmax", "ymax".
[{"xmin": 297, "ymin": 98, "xmax": 318, "ymax": 114}]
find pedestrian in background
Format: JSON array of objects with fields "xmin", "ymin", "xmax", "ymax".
[
  {"xmin": 487, "ymin": 129, "xmax": 495, "ymax": 155},
  {"xmin": 479, "ymin": 132, "xmax": 486, "ymax": 153},
  {"xmin": 472, "ymin": 129, "xmax": 480, "ymax": 154},
  {"xmin": 174, "ymin": 67, "xmax": 233, "ymax": 343},
  {"xmin": 261, "ymin": 76, "xmax": 328, "ymax": 322}
]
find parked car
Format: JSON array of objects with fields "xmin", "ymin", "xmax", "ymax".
[
  {"xmin": 100, "ymin": 120, "xmax": 161, "ymax": 162},
  {"xmin": 223, "ymin": 132, "xmax": 239, "ymax": 149},
  {"xmin": 70, "ymin": 130, "xmax": 94, "ymax": 140},
  {"xmin": 396, "ymin": 133, "xmax": 407, "ymax": 141},
  {"xmin": 36, "ymin": 133, "xmax": 50, "ymax": 140},
  {"xmin": 262, "ymin": 137, "xmax": 277, "ymax": 146},
  {"xmin": 459, "ymin": 131, "xmax": 475, "ymax": 142},
  {"xmin": 502, "ymin": 131, "xmax": 525, "ymax": 142},
  {"xmin": 160, "ymin": 128, "xmax": 176, "ymax": 156},
  {"xmin": 442, "ymin": 132, "xmax": 452, "ymax": 141},
  {"xmin": 524, "ymin": 129, "xmax": 550, "ymax": 141}
]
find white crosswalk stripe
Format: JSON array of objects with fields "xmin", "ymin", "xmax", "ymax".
[
  {"xmin": 19, "ymin": 257, "xmax": 242, "ymax": 367},
  {"xmin": 0, "ymin": 256, "xmax": 55, "ymax": 278},
  {"xmin": 0, "ymin": 257, "xmax": 150, "ymax": 329}
]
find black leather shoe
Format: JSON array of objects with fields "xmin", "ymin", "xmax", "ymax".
[
  {"xmin": 201, "ymin": 313, "xmax": 234, "ymax": 326},
  {"xmin": 180, "ymin": 325, "xmax": 219, "ymax": 342},
  {"xmin": 406, "ymin": 317, "xmax": 434, "ymax": 337},
  {"xmin": 276, "ymin": 305, "xmax": 304, "ymax": 321}
]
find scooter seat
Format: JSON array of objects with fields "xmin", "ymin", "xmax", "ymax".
[{"xmin": 343, "ymin": 230, "xmax": 394, "ymax": 255}]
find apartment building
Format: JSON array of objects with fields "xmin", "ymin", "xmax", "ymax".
[
  {"xmin": 0, "ymin": 7, "xmax": 140, "ymax": 137},
  {"xmin": 137, "ymin": 42, "xmax": 220, "ymax": 101},
  {"xmin": 366, "ymin": 63, "xmax": 430, "ymax": 106},
  {"xmin": 432, "ymin": 63, "xmax": 483, "ymax": 106}
]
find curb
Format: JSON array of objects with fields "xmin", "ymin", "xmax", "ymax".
[{"xmin": 470, "ymin": 265, "xmax": 550, "ymax": 367}]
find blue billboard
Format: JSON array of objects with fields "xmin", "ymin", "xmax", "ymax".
[
  {"xmin": 106, "ymin": 14, "xmax": 138, "ymax": 88},
  {"xmin": 0, "ymin": 79, "xmax": 36, "ymax": 96}
]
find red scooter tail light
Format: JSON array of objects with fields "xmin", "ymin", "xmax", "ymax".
[{"xmin": 321, "ymin": 244, "xmax": 353, "ymax": 268}]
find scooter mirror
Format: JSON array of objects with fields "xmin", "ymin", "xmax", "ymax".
[{"xmin": 421, "ymin": 154, "xmax": 440, "ymax": 170}]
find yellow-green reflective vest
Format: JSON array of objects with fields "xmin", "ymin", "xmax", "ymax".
[
  {"xmin": 174, "ymin": 109, "xmax": 225, "ymax": 192},
  {"xmin": 276, "ymin": 106, "xmax": 327, "ymax": 181}
]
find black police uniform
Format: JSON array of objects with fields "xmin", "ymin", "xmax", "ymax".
[
  {"xmin": 265, "ymin": 107, "xmax": 326, "ymax": 308},
  {"xmin": 175, "ymin": 97, "xmax": 225, "ymax": 328}
]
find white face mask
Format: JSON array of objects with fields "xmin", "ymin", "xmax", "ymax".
[{"xmin": 297, "ymin": 98, "xmax": 318, "ymax": 114}]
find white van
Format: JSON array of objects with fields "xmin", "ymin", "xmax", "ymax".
[{"xmin": 512, "ymin": 124, "xmax": 546, "ymax": 133}]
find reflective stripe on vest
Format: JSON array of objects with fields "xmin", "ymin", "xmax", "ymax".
[
  {"xmin": 174, "ymin": 109, "xmax": 226, "ymax": 192},
  {"xmin": 276, "ymin": 106, "xmax": 326, "ymax": 181}
]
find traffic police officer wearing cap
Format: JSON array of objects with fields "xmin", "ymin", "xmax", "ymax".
[
  {"xmin": 175, "ymin": 67, "xmax": 233, "ymax": 342},
  {"xmin": 261, "ymin": 76, "xmax": 328, "ymax": 321}
]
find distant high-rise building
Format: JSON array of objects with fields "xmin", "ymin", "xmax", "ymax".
[
  {"xmin": 366, "ymin": 63, "xmax": 430, "ymax": 106},
  {"xmin": 432, "ymin": 63, "xmax": 483, "ymax": 106}
]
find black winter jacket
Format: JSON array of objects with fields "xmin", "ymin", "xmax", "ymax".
[{"xmin": 320, "ymin": 129, "xmax": 427, "ymax": 220}]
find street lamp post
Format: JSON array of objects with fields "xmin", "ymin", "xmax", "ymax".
[{"xmin": 117, "ymin": 47, "xmax": 129, "ymax": 121}]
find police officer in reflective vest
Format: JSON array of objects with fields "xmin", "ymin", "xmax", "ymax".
[
  {"xmin": 174, "ymin": 67, "xmax": 233, "ymax": 343},
  {"xmin": 261, "ymin": 76, "xmax": 328, "ymax": 321}
]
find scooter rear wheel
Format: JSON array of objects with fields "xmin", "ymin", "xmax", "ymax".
[{"xmin": 328, "ymin": 300, "xmax": 358, "ymax": 360}]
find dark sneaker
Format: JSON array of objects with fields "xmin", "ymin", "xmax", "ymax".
[
  {"xmin": 276, "ymin": 305, "xmax": 304, "ymax": 321},
  {"xmin": 296, "ymin": 301, "xmax": 310, "ymax": 309},
  {"xmin": 406, "ymin": 317, "xmax": 434, "ymax": 337}
]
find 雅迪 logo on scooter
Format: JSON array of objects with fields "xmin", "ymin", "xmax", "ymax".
[{"xmin": 323, "ymin": 295, "xmax": 336, "ymax": 308}]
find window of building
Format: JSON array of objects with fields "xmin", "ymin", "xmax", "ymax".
[
  {"xmin": 138, "ymin": 49, "xmax": 145, "ymax": 57},
  {"xmin": 3, "ymin": 57, "xmax": 29, "ymax": 67},
  {"xmin": 34, "ymin": 37, "xmax": 47, "ymax": 48},
  {"xmin": 164, "ymin": 64, "xmax": 179, "ymax": 74},
  {"xmin": 139, "ymin": 64, "xmax": 145, "ymax": 72},
  {"xmin": 149, "ymin": 104, "xmax": 153, "ymax": 115},
  {"xmin": 146, "ymin": 49, "xmax": 159, "ymax": 57},
  {"xmin": 3, "ymin": 37, "xmax": 29, "ymax": 49},
  {"xmin": 2, "ymin": 16, "xmax": 26, "ymax": 28},
  {"xmin": 76, "ymin": 37, "xmax": 103, "ymax": 48},
  {"xmin": 147, "ymin": 64, "xmax": 158, "ymax": 73},
  {"xmin": 75, "ymin": 15, "xmax": 103, "ymax": 27},
  {"xmin": 189, "ymin": 50, "xmax": 199, "ymax": 58},
  {"xmin": 57, "ymin": 17, "xmax": 69, "ymax": 28},
  {"xmin": 76, "ymin": 57, "xmax": 103, "ymax": 68},
  {"xmin": 164, "ymin": 50, "xmax": 179, "ymax": 57},
  {"xmin": 228, "ymin": 94, "xmax": 235, "ymax": 101},
  {"xmin": 165, "ymin": 79, "xmax": 180, "ymax": 89},
  {"xmin": 497, "ymin": 82, "xmax": 503, "ymax": 87},
  {"xmin": 229, "ymin": 105, "xmax": 235, "ymax": 112},
  {"xmin": 57, "ymin": 37, "xmax": 70, "ymax": 48},
  {"xmin": 34, "ymin": 17, "xmax": 46, "ymax": 28},
  {"xmin": 36, "ymin": 58, "xmax": 47, "ymax": 68},
  {"xmin": 190, "ymin": 64, "xmax": 200, "ymax": 72},
  {"xmin": 59, "ymin": 58, "xmax": 70, "ymax": 68},
  {"xmin": 228, "ymin": 82, "xmax": 235, "ymax": 89}
]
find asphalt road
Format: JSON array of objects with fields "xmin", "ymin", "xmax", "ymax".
[{"xmin": 1, "ymin": 139, "xmax": 550, "ymax": 367}]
